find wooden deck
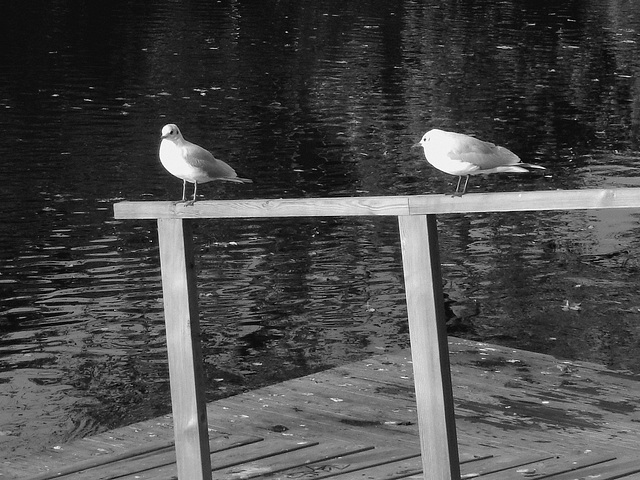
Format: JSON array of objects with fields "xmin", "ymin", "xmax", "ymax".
[
  {"xmin": 6, "ymin": 337, "xmax": 640, "ymax": 480},
  {"xmin": 108, "ymin": 190, "xmax": 640, "ymax": 479}
]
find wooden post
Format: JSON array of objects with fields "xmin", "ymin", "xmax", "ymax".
[
  {"xmin": 157, "ymin": 219, "xmax": 212, "ymax": 480},
  {"xmin": 398, "ymin": 214, "xmax": 460, "ymax": 480}
]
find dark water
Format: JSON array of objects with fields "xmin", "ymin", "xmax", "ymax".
[{"xmin": 2, "ymin": 0, "xmax": 640, "ymax": 460}]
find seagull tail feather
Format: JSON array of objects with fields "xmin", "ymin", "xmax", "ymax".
[
  {"xmin": 222, "ymin": 176, "xmax": 253, "ymax": 184},
  {"xmin": 492, "ymin": 165, "xmax": 529, "ymax": 173},
  {"xmin": 519, "ymin": 163, "xmax": 546, "ymax": 170},
  {"xmin": 493, "ymin": 163, "xmax": 545, "ymax": 174}
]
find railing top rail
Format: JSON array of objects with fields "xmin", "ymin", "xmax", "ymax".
[{"xmin": 113, "ymin": 188, "xmax": 640, "ymax": 220}]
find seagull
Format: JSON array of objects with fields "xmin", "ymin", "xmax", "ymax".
[
  {"xmin": 159, "ymin": 123, "xmax": 252, "ymax": 204},
  {"xmin": 415, "ymin": 129, "xmax": 545, "ymax": 196}
]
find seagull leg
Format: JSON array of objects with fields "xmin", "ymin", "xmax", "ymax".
[
  {"xmin": 461, "ymin": 175, "xmax": 470, "ymax": 194},
  {"xmin": 452, "ymin": 176, "xmax": 463, "ymax": 197},
  {"xmin": 185, "ymin": 182, "xmax": 197, "ymax": 206},
  {"xmin": 452, "ymin": 175, "xmax": 470, "ymax": 197},
  {"xmin": 181, "ymin": 180, "xmax": 187, "ymax": 202}
]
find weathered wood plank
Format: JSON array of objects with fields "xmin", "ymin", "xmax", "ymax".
[
  {"xmin": 22, "ymin": 435, "xmax": 262, "ymax": 480},
  {"xmin": 395, "ymin": 453, "xmax": 555, "ymax": 480},
  {"xmin": 307, "ymin": 453, "xmax": 551, "ymax": 480},
  {"xmin": 540, "ymin": 458, "xmax": 640, "ymax": 480},
  {"xmin": 213, "ymin": 441, "xmax": 376, "ymax": 479},
  {"xmin": 210, "ymin": 438, "xmax": 319, "ymax": 476},
  {"xmin": 276, "ymin": 450, "xmax": 489, "ymax": 480},
  {"xmin": 17, "ymin": 439, "xmax": 175, "ymax": 480},
  {"xmin": 113, "ymin": 196, "xmax": 410, "ymax": 219},
  {"xmin": 459, "ymin": 453, "xmax": 560, "ymax": 478},
  {"xmin": 1, "ymin": 416, "xmax": 180, "ymax": 479},
  {"xmin": 207, "ymin": 376, "xmax": 422, "ymax": 446},
  {"xmin": 407, "ymin": 188, "xmax": 640, "ymax": 214},
  {"xmin": 112, "ymin": 438, "xmax": 320, "ymax": 480},
  {"xmin": 398, "ymin": 214, "xmax": 460, "ymax": 480},
  {"xmin": 272, "ymin": 449, "xmax": 423, "ymax": 480},
  {"xmin": 475, "ymin": 454, "xmax": 617, "ymax": 480},
  {"xmin": 156, "ymin": 219, "xmax": 211, "ymax": 480},
  {"xmin": 113, "ymin": 189, "xmax": 640, "ymax": 220}
]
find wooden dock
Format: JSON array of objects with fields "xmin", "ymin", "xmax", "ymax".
[
  {"xmin": 8, "ymin": 190, "xmax": 640, "ymax": 480},
  {"xmin": 6, "ymin": 337, "xmax": 640, "ymax": 479},
  {"xmin": 109, "ymin": 189, "xmax": 640, "ymax": 479}
]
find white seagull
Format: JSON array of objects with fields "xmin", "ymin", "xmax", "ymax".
[
  {"xmin": 159, "ymin": 123, "xmax": 252, "ymax": 204},
  {"xmin": 416, "ymin": 129, "xmax": 545, "ymax": 195}
]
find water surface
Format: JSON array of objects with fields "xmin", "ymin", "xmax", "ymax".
[{"xmin": 1, "ymin": 0, "xmax": 640, "ymax": 460}]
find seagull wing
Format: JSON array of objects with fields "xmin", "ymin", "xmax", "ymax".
[
  {"xmin": 180, "ymin": 140, "xmax": 244, "ymax": 180},
  {"xmin": 447, "ymin": 135, "xmax": 521, "ymax": 170}
]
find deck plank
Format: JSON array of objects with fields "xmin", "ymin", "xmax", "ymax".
[
  {"xmin": 541, "ymin": 458, "xmax": 640, "ymax": 480},
  {"xmin": 309, "ymin": 453, "xmax": 551, "ymax": 480},
  {"xmin": 20, "ymin": 435, "xmax": 263, "ymax": 480},
  {"xmin": 621, "ymin": 473, "xmax": 640, "ymax": 480},
  {"xmin": 470, "ymin": 454, "xmax": 618, "ymax": 480},
  {"xmin": 293, "ymin": 453, "xmax": 424, "ymax": 480},
  {"xmin": 458, "ymin": 453, "xmax": 558, "ymax": 478},
  {"xmin": 213, "ymin": 443, "xmax": 386, "ymax": 479},
  {"xmin": 113, "ymin": 437, "xmax": 322, "ymax": 480}
]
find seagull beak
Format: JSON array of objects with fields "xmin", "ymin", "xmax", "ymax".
[{"xmin": 411, "ymin": 142, "xmax": 422, "ymax": 149}]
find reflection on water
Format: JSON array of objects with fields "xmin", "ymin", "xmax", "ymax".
[{"xmin": 2, "ymin": 0, "xmax": 640, "ymax": 461}]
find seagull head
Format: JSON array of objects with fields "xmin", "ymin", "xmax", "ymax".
[
  {"xmin": 413, "ymin": 130, "xmax": 433, "ymax": 149},
  {"xmin": 161, "ymin": 124, "xmax": 183, "ymax": 142},
  {"xmin": 414, "ymin": 129, "xmax": 448, "ymax": 149}
]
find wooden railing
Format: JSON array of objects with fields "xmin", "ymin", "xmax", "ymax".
[{"xmin": 113, "ymin": 188, "xmax": 640, "ymax": 480}]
